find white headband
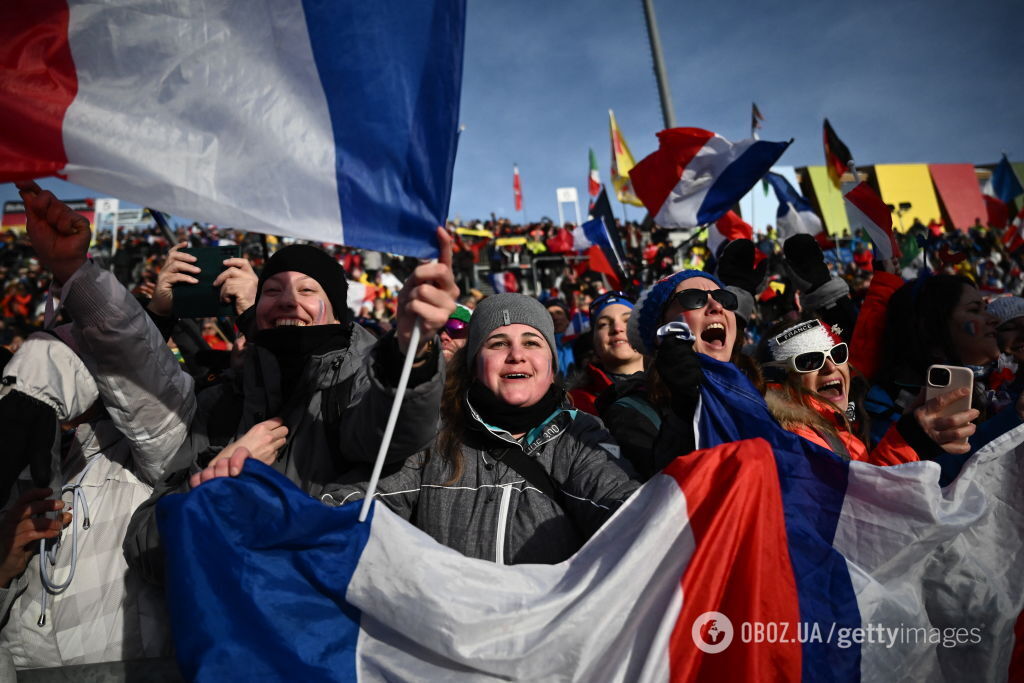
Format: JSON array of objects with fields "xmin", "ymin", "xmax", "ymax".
[{"xmin": 768, "ymin": 320, "xmax": 841, "ymax": 362}]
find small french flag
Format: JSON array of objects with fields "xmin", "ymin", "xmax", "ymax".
[{"xmin": 629, "ymin": 128, "xmax": 790, "ymax": 229}]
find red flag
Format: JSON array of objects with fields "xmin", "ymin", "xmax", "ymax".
[
  {"xmin": 513, "ymin": 164, "xmax": 523, "ymax": 212},
  {"xmin": 844, "ymin": 182, "xmax": 901, "ymax": 260}
]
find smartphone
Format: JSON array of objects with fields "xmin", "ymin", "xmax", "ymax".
[
  {"xmin": 172, "ymin": 245, "xmax": 241, "ymax": 318},
  {"xmin": 925, "ymin": 364, "xmax": 974, "ymax": 417}
]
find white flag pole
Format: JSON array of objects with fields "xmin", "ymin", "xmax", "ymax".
[{"xmin": 358, "ymin": 323, "xmax": 422, "ymax": 522}]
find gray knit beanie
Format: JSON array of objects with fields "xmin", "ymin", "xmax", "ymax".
[{"xmin": 466, "ymin": 293, "xmax": 558, "ymax": 369}]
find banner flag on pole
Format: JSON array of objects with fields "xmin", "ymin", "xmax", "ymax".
[
  {"xmin": 844, "ymin": 182, "xmax": 901, "ymax": 260},
  {"xmin": 159, "ymin": 357, "xmax": 1024, "ymax": 681},
  {"xmin": 0, "ymin": 0, "xmax": 467, "ymax": 257},
  {"xmin": 628, "ymin": 128, "xmax": 790, "ymax": 229},
  {"xmin": 751, "ymin": 102, "xmax": 764, "ymax": 139},
  {"xmin": 608, "ymin": 110, "xmax": 644, "ymax": 207},
  {"xmin": 513, "ymin": 164, "xmax": 524, "ymax": 213},
  {"xmin": 823, "ymin": 119, "xmax": 853, "ymax": 189},
  {"xmin": 993, "ymin": 154, "xmax": 1024, "ymax": 206},
  {"xmin": 588, "ymin": 148, "xmax": 601, "ymax": 204}
]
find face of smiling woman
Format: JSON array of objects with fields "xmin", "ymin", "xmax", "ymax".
[
  {"xmin": 660, "ymin": 277, "xmax": 737, "ymax": 362},
  {"xmin": 798, "ymin": 355, "xmax": 851, "ymax": 410},
  {"xmin": 474, "ymin": 323, "xmax": 555, "ymax": 407}
]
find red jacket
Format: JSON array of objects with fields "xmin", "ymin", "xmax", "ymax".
[
  {"xmin": 850, "ymin": 271, "xmax": 904, "ymax": 383},
  {"xmin": 569, "ymin": 363, "xmax": 614, "ymax": 415}
]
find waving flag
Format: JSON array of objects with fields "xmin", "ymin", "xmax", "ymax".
[
  {"xmin": 844, "ymin": 182, "xmax": 901, "ymax": 261},
  {"xmin": 588, "ymin": 148, "xmax": 602, "ymax": 202},
  {"xmin": 158, "ymin": 355, "xmax": 1024, "ymax": 681},
  {"xmin": 751, "ymin": 102, "xmax": 764, "ymax": 139},
  {"xmin": 0, "ymin": 0, "xmax": 466, "ymax": 257},
  {"xmin": 629, "ymin": 128, "xmax": 790, "ymax": 229},
  {"xmin": 708, "ymin": 210, "xmax": 753, "ymax": 257},
  {"xmin": 992, "ymin": 154, "xmax": 1024, "ymax": 206},
  {"xmin": 513, "ymin": 164, "xmax": 524, "ymax": 212},
  {"xmin": 609, "ymin": 110, "xmax": 644, "ymax": 207},
  {"xmin": 574, "ymin": 188, "xmax": 627, "ymax": 287},
  {"xmin": 823, "ymin": 119, "xmax": 853, "ymax": 189},
  {"xmin": 764, "ymin": 172, "xmax": 826, "ymax": 243}
]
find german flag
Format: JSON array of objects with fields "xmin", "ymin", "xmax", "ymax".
[{"xmin": 823, "ymin": 118, "xmax": 852, "ymax": 188}]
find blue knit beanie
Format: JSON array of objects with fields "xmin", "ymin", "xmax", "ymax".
[{"xmin": 627, "ymin": 269, "xmax": 724, "ymax": 356}]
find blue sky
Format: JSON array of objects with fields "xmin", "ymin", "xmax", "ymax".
[{"xmin": 3, "ymin": 0, "xmax": 1022, "ymax": 228}]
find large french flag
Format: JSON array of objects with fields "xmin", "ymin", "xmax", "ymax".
[
  {"xmin": 629, "ymin": 128, "xmax": 790, "ymax": 229},
  {"xmin": 158, "ymin": 356, "xmax": 1024, "ymax": 681},
  {"xmin": 0, "ymin": 1, "xmax": 465, "ymax": 257}
]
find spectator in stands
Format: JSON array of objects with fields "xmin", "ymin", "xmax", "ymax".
[
  {"xmin": 308, "ymin": 293, "xmax": 639, "ymax": 565},
  {"xmin": 545, "ymin": 298, "xmax": 576, "ymax": 374},
  {"xmin": 15, "ymin": 180, "xmax": 457, "ymax": 585},
  {"xmin": 440, "ymin": 304, "xmax": 472, "ymax": 363}
]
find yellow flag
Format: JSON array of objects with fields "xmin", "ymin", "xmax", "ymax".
[{"xmin": 609, "ymin": 109, "xmax": 644, "ymax": 207}]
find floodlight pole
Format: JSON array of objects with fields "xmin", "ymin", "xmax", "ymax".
[{"xmin": 641, "ymin": 0, "xmax": 676, "ymax": 129}]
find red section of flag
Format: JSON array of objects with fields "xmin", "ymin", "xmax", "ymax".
[
  {"xmin": 629, "ymin": 128, "xmax": 717, "ymax": 217},
  {"xmin": 665, "ymin": 439, "xmax": 803, "ymax": 681},
  {"xmin": 844, "ymin": 182, "xmax": 901, "ymax": 260},
  {"xmin": 715, "ymin": 210, "xmax": 754, "ymax": 241},
  {"xmin": 0, "ymin": 0, "xmax": 78, "ymax": 181},
  {"xmin": 586, "ymin": 245, "xmax": 621, "ymax": 289},
  {"xmin": 985, "ymin": 194, "xmax": 1009, "ymax": 229},
  {"xmin": 513, "ymin": 166, "xmax": 523, "ymax": 212}
]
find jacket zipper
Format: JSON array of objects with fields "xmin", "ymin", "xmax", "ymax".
[{"xmin": 495, "ymin": 484, "xmax": 513, "ymax": 565}]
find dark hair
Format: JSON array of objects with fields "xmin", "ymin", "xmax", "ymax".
[
  {"xmin": 877, "ymin": 274, "xmax": 975, "ymax": 387},
  {"xmin": 436, "ymin": 345, "xmax": 472, "ymax": 484}
]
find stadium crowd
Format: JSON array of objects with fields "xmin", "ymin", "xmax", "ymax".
[{"xmin": 2, "ymin": 181, "xmax": 1024, "ymax": 673}]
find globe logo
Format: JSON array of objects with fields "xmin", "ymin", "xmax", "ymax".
[{"xmin": 691, "ymin": 611, "xmax": 734, "ymax": 654}]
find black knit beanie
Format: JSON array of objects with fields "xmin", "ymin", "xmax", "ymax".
[{"xmin": 257, "ymin": 245, "xmax": 348, "ymax": 321}]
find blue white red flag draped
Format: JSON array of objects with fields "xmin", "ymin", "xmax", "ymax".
[
  {"xmin": 0, "ymin": 0, "xmax": 466, "ymax": 257},
  {"xmin": 159, "ymin": 357, "xmax": 1024, "ymax": 681}
]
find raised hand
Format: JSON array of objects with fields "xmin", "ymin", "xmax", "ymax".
[
  {"xmin": 213, "ymin": 257, "xmax": 258, "ymax": 316},
  {"xmin": 395, "ymin": 227, "xmax": 460, "ymax": 355},
  {"xmin": 16, "ymin": 181, "xmax": 91, "ymax": 284},
  {"xmin": 148, "ymin": 242, "xmax": 201, "ymax": 317}
]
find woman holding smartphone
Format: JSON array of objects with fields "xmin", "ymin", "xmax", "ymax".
[{"xmin": 870, "ymin": 274, "xmax": 1024, "ymax": 483}]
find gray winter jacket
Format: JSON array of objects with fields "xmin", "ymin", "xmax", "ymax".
[
  {"xmin": 54, "ymin": 262, "xmax": 444, "ymax": 584},
  {"xmin": 323, "ymin": 398, "xmax": 640, "ymax": 565}
]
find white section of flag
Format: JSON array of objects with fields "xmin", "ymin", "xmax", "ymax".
[
  {"xmin": 347, "ymin": 475, "xmax": 692, "ymax": 682},
  {"xmin": 62, "ymin": 1, "xmax": 344, "ymax": 242}
]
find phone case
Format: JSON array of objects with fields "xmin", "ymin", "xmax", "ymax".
[
  {"xmin": 925, "ymin": 364, "xmax": 974, "ymax": 417},
  {"xmin": 172, "ymin": 245, "xmax": 241, "ymax": 318}
]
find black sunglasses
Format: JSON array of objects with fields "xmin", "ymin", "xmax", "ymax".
[{"xmin": 671, "ymin": 288, "xmax": 739, "ymax": 312}]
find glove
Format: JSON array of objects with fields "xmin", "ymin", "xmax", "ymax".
[
  {"xmin": 715, "ymin": 239, "xmax": 767, "ymax": 295},
  {"xmin": 654, "ymin": 326, "xmax": 705, "ymax": 415},
  {"xmin": 783, "ymin": 234, "xmax": 830, "ymax": 292}
]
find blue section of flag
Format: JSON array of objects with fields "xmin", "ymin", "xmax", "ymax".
[
  {"xmin": 992, "ymin": 155, "xmax": 1024, "ymax": 206},
  {"xmin": 695, "ymin": 355, "xmax": 861, "ymax": 681},
  {"xmin": 765, "ymin": 172, "xmax": 813, "ymax": 218},
  {"xmin": 158, "ymin": 461, "xmax": 373, "ymax": 680},
  {"xmin": 302, "ymin": 0, "xmax": 467, "ymax": 257},
  {"xmin": 698, "ymin": 140, "xmax": 791, "ymax": 225}
]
